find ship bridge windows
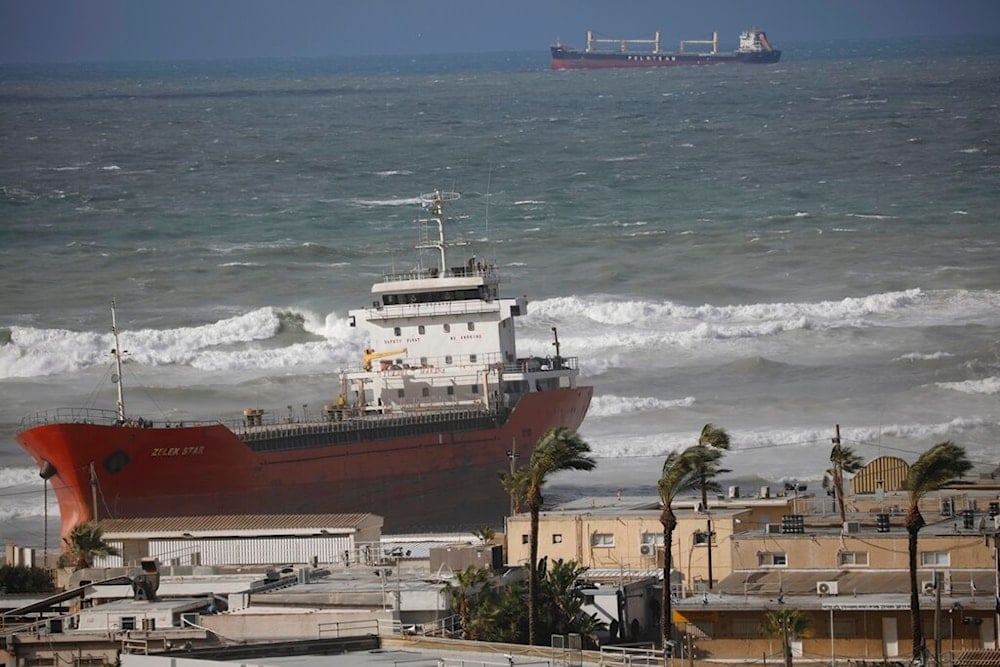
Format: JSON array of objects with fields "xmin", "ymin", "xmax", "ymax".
[{"xmin": 382, "ymin": 288, "xmax": 481, "ymax": 306}]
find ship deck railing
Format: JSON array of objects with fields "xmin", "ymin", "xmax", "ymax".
[
  {"xmin": 379, "ymin": 264, "xmax": 496, "ymax": 283},
  {"xmin": 232, "ymin": 406, "xmax": 509, "ymax": 443},
  {"xmin": 19, "ymin": 407, "xmax": 130, "ymax": 429}
]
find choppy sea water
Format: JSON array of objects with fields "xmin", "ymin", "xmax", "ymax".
[{"xmin": 2, "ymin": 38, "xmax": 999, "ymax": 549}]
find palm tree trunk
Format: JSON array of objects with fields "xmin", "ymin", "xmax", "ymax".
[
  {"xmin": 835, "ymin": 470, "xmax": 848, "ymax": 524},
  {"xmin": 908, "ymin": 524, "xmax": 924, "ymax": 662},
  {"xmin": 661, "ymin": 510, "xmax": 677, "ymax": 660},
  {"xmin": 529, "ymin": 504, "xmax": 540, "ymax": 645}
]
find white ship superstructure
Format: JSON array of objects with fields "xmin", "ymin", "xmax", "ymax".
[{"xmin": 346, "ymin": 191, "xmax": 579, "ymax": 416}]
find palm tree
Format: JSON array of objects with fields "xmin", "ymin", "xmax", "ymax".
[
  {"xmin": 525, "ymin": 427, "xmax": 596, "ymax": 645},
  {"xmin": 499, "ymin": 466, "xmax": 530, "ymax": 514},
  {"xmin": 824, "ymin": 436, "xmax": 864, "ymax": 524},
  {"xmin": 692, "ymin": 423, "xmax": 730, "ymax": 589},
  {"xmin": 62, "ymin": 522, "xmax": 120, "ymax": 570},
  {"xmin": 763, "ymin": 608, "xmax": 812, "ymax": 667},
  {"xmin": 657, "ymin": 446, "xmax": 711, "ymax": 659},
  {"xmin": 904, "ymin": 441, "xmax": 971, "ymax": 663}
]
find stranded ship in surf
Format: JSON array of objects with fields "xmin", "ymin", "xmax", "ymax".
[
  {"xmin": 550, "ymin": 27, "xmax": 780, "ymax": 70},
  {"xmin": 16, "ymin": 191, "xmax": 593, "ymax": 540}
]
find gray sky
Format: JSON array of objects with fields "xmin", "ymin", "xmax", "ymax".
[{"xmin": 2, "ymin": 0, "xmax": 999, "ymax": 64}]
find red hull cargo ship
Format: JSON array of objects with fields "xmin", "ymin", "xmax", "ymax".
[
  {"xmin": 551, "ymin": 28, "xmax": 780, "ymax": 70},
  {"xmin": 17, "ymin": 191, "xmax": 592, "ymax": 540}
]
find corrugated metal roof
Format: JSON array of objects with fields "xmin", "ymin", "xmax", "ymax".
[{"xmin": 99, "ymin": 513, "xmax": 378, "ymax": 536}]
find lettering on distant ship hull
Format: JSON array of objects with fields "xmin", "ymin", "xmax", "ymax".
[{"xmin": 150, "ymin": 446, "xmax": 205, "ymax": 457}]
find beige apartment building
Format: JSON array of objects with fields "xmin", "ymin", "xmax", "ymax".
[
  {"xmin": 505, "ymin": 492, "xmax": 796, "ymax": 595},
  {"xmin": 504, "ymin": 481, "xmax": 1000, "ymax": 662}
]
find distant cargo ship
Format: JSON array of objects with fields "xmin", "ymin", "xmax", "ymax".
[
  {"xmin": 550, "ymin": 28, "xmax": 780, "ymax": 70},
  {"xmin": 16, "ymin": 191, "xmax": 592, "ymax": 541}
]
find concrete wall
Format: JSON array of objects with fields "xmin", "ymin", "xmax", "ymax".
[{"xmin": 198, "ymin": 608, "xmax": 392, "ymax": 641}]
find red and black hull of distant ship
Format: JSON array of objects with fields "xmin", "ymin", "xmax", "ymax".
[
  {"xmin": 18, "ymin": 387, "xmax": 592, "ymax": 540},
  {"xmin": 550, "ymin": 47, "xmax": 781, "ymax": 70}
]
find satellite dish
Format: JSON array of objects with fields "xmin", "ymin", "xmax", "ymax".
[{"xmin": 111, "ymin": 374, "xmax": 120, "ymax": 384}]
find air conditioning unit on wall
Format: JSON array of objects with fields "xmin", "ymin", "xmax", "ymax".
[
  {"xmin": 816, "ymin": 581, "xmax": 839, "ymax": 596},
  {"xmin": 922, "ymin": 580, "xmax": 937, "ymax": 595},
  {"xmin": 639, "ymin": 543, "xmax": 655, "ymax": 557}
]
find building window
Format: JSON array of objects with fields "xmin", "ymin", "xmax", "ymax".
[
  {"xmin": 420, "ymin": 357, "xmax": 427, "ymax": 366},
  {"xmin": 421, "ymin": 387, "xmax": 429, "ymax": 397},
  {"xmin": 468, "ymin": 322, "xmax": 475, "ymax": 331},
  {"xmin": 397, "ymin": 389, "xmax": 405, "ymax": 398},
  {"xmin": 121, "ymin": 616, "xmax": 137, "ymax": 631},
  {"xmin": 444, "ymin": 324, "xmax": 451, "ymax": 333},
  {"xmin": 693, "ymin": 530, "xmax": 711, "ymax": 545},
  {"xmin": 921, "ymin": 551, "xmax": 950, "ymax": 567},
  {"xmin": 758, "ymin": 552, "xmax": 787, "ymax": 568},
  {"xmin": 471, "ymin": 384, "xmax": 479, "ymax": 394},
  {"xmin": 838, "ymin": 551, "xmax": 869, "ymax": 567},
  {"xmin": 447, "ymin": 386, "xmax": 454, "ymax": 395},
  {"xmin": 641, "ymin": 533, "xmax": 665, "ymax": 546},
  {"xmin": 522, "ymin": 534, "xmax": 529, "ymax": 544},
  {"xmin": 553, "ymin": 534, "xmax": 563, "ymax": 544},
  {"xmin": 592, "ymin": 533, "xmax": 614, "ymax": 547},
  {"xmin": 418, "ymin": 325, "xmax": 425, "ymax": 334},
  {"xmin": 445, "ymin": 355, "xmax": 453, "ymax": 365},
  {"xmin": 470, "ymin": 354, "xmax": 477, "ymax": 363},
  {"xmin": 394, "ymin": 327, "xmax": 401, "ymax": 336}
]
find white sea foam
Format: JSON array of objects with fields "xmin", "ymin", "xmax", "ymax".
[
  {"xmin": 0, "ymin": 466, "xmax": 42, "ymax": 487},
  {"xmin": 895, "ymin": 351, "xmax": 954, "ymax": 361},
  {"xmin": 528, "ymin": 289, "xmax": 1000, "ymax": 338},
  {"xmin": 935, "ymin": 377, "xmax": 1000, "ymax": 395},
  {"xmin": 1, "ymin": 308, "xmax": 366, "ymax": 379},
  {"xmin": 587, "ymin": 394, "xmax": 695, "ymax": 418},
  {"xmin": 582, "ymin": 417, "xmax": 994, "ymax": 480}
]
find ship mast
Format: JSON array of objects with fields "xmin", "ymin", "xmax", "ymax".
[
  {"xmin": 110, "ymin": 300, "xmax": 126, "ymax": 422},
  {"xmin": 416, "ymin": 190, "xmax": 460, "ymax": 274}
]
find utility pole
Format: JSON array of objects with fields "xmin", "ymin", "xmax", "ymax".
[
  {"xmin": 934, "ymin": 570, "xmax": 942, "ymax": 667},
  {"xmin": 507, "ymin": 438, "xmax": 518, "ymax": 516},
  {"xmin": 782, "ymin": 613, "xmax": 792, "ymax": 667},
  {"xmin": 551, "ymin": 327, "xmax": 561, "ymax": 368},
  {"xmin": 90, "ymin": 462, "xmax": 99, "ymax": 522},
  {"xmin": 994, "ymin": 530, "xmax": 1000, "ymax": 650}
]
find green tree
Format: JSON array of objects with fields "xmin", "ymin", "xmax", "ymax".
[
  {"xmin": 824, "ymin": 438, "xmax": 864, "ymax": 524},
  {"xmin": 477, "ymin": 580, "xmax": 528, "ymax": 643},
  {"xmin": 0, "ymin": 564, "xmax": 56, "ymax": 593},
  {"xmin": 448, "ymin": 566, "xmax": 492, "ymax": 639},
  {"xmin": 763, "ymin": 608, "xmax": 812, "ymax": 667},
  {"xmin": 657, "ymin": 446, "xmax": 710, "ymax": 658},
  {"xmin": 62, "ymin": 521, "xmax": 120, "ymax": 570},
  {"xmin": 692, "ymin": 423, "xmax": 730, "ymax": 589},
  {"xmin": 539, "ymin": 558, "xmax": 606, "ymax": 648},
  {"xmin": 525, "ymin": 428, "xmax": 595, "ymax": 645},
  {"xmin": 904, "ymin": 441, "xmax": 971, "ymax": 663}
]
